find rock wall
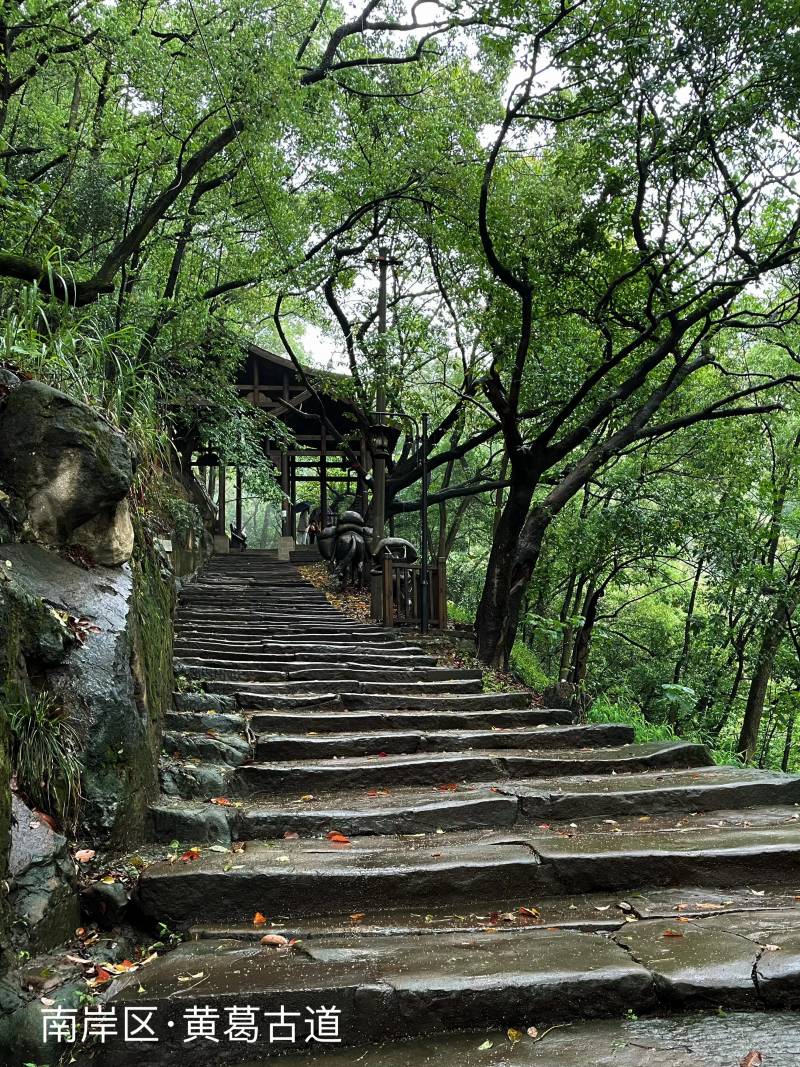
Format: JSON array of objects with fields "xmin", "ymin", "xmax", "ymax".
[
  {"xmin": 0, "ymin": 377, "xmax": 136, "ymax": 565},
  {"xmin": 0, "ymin": 374, "xmax": 213, "ymax": 958}
]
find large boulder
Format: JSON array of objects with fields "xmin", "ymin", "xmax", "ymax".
[
  {"xmin": 0, "ymin": 543, "xmax": 171, "ymax": 842},
  {"xmin": 0, "ymin": 380, "xmax": 135, "ymax": 564},
  {"xmin": 8, "ymin": 796, "xmax": 78, "ymax": 951}
]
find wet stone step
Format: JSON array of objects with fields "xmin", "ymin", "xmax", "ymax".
[
  {"xmin": 175, "ymin": 663, "xmax": 484, "ymax": 684},
  {"xmin": 148, "ymin": 792, "xmax": 521, "ymax": 842},
  {"xmin": 254, "ymin": 723, "xmax": 636, "ymax": 760},
  {"xmin": 103, "ymin": 926, "xmax": 657, "ymax": 1065},
  {"xmin": 135, "ymin": 823, "xmax": 800, "ymax": 926},
  {"xmin": 232, "ymin": 741, "xmax": 710, "ymax": 795},
  {"xmin": 223, "ymin": 678, "xmax": 486, "ymax": 697},
  {"xmin": 164, "ymin": 710, "xmax": 245, "ymax": 733},
  {"xmin": 499, "ymin": 764, "xmax": 800, "ymax": 820},
  {"xmin": 248, "ymin": 707, "xmax": 573, "ymax": 731},
  {"xmin": 162, "ymin": 730, "xmax": 251, "ymax": 766}
]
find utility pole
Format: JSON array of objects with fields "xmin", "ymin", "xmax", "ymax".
[{"xmin": 370, "ymin": 247, "xmax": 390, "ymax": 620}]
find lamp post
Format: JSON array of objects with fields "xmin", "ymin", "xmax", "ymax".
[{"xmin": 369, "ymin": 246, "xmax": 400, "ymax": 620}]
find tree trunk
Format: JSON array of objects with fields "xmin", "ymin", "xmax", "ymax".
[
  {"xmin": 673, "ymin": 555, "xmax": 704, "ymax": 684},
  {"xmin": 782, "ymin": 713, "xmax": 795, "ymax": 772},
  {"xmin": 475, "ymin": 475, "xmax": 536, "ymax": 667},
  {"xmin": 571, "ymin": 580, "xmax": 603, "ymax": 689},
  {"xmin": 736, "ymin": 618, "xmax": 785, "ymax": 762}
]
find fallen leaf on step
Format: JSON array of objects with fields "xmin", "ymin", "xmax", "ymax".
[
  {"xmin": 750, "ymin": 890, "xmax": 766, "ymax": 897},
  {"xmin": 638, "ymin": 816, "xmax": 651, "ymax": 822},
  {"xmin": 283, "ymin": 831, "xmax": 299, "ymax": 840},
  {"xmin": 210, "ymin": 797, "xmax": 232, "ymax": 806},
  {"xmin": 179, "ymin": 848, "xmax": 201, "ymax": 863},
  {"xmin": 100, "ymin": 875, "xmax": 116, "ymax": 883},
  {"xmin": 177, "ymin": 972, "xmax": 205, "ymax": 982},
  {"xmin": 74, "ymin": 849, "xmax": 96, "ymax": 863},
  {"xmin": 594, "ymin": 905, "xmax": 611, "ymax": 912},
  {"xmin": 763, "ymin": 944, "xmax": 780, "ymax": 951},
  {"xmin": 231, "ymin": 841, "xmax": 246, "ymax": 853},
  {"xmin": 367, "ymin": 789, "xmax": 390, "ymax": 797},
  {"xmin": 478, "ymin": 1038, "xmax": 493, "ymax": 1050},
  {"xmin": 537, "ymin": 823, "xmax": 551, "ymax": 830},
  {"xmin": 326, "ymin": 831, "xmax": 351, "ymax": 844},
  {"xmin": 65, "ymin": 954, "xmax": 91, "ymax": 967},
  {"xmin": 300, "ymin": 795, "xmax": 316, "ymax": 802},
  {"xmin": 437, "ymin": 783, "xmax": 458, "ymax": 792},
  {"xmin": 253, "ymin": 912, "xmax": 267, "ymax": 926},
  {"xmin": 350, "ymin": 913, "xmax": 366, "ymax": 923},
  {"xmin": 527, "ymin": 1026, "xmax": 539, "ymax": 1039},
  {"xmin": 507, "ymin": 1028, "xmax": 524, "ymax": 1043},
  {"xmin": 696, "ymin": 903, "xmax": 724, "ymax": 910},
  {"xmin": 663, "ymin": 929, "xmax": 683, "ymax": 938},
  {"xmin": 519, "ymin": 907, "xmax": 540, "ymax": 919},
  {"xmin": 260, "ymin": 934, "xmax": 289, "ymax": 947},
  {"xmin": 207, "ymin": 844, "xmax": 229, "ymax": 853},
  {"xmin": 377, "ymin": 752, "xmax": 388, "ymax": 758},
  {"xmin": 740, "ymin": 1052, "xmax": 763, "ymax": 1067}
]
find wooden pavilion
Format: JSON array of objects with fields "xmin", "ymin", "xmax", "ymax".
[{"xmin": 215, "ymin": 344, "xmax": 368, "ymax": 543}]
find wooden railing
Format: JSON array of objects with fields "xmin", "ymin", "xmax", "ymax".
[{"xmin": 381, "ymin": 556, "xmax": 448, "ymax": 629}]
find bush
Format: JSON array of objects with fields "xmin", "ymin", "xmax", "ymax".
[
  {"xmin": 7, "ymin": 688, "xmax": 81, "ymax": 828},
  {"xmin": 587, "ymin": 694, "xmax": 678, "ymax": 744},
  {"xmin": 509, "ymin": 642, "xmax": 551, "ymax": 692}
]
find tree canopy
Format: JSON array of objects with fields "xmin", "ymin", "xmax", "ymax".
[{"xmin": 3, "ymin": 0, "xmax": 800, "ymax": 766}]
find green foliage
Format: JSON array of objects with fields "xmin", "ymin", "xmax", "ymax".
[
  {"xmin": 587, "ymin": 695, "xmax": 679, "ymax": 745},
  {"xmin": 509, "ymin": 643, "xmax": 551, "ymax": 692},
  {"xmin": 6, "ymin": 689, "xmax": 81, "ymax": 828}
]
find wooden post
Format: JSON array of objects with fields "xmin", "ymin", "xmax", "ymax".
[
  {"xmin": 280, "ymin": 452, "xmax": 290, "ymax": 536},
  {"xmin": 320, "ymin": 424, "xmax": 328, "ymax": 525},
  {"xmin": 235, "ymin": 466, "xmax": 243, "ymax": 533},
  {"xmin": 382, "ymin": 555, "xmax": 394, "ymax": 628},
  {"xmin": 359, "ymin": 437, "xmax": 369, "ymax": 518},
  {"xmin": 437, "ymin": 557, "xmax": 448, "ymax": 629},
  {"xmin": 290, "ymin": 454, "xmax": 297, "ymax": 540},
  {"xmin": 217, "ymin": 462, "xmax": 226, "ymax": 535}
]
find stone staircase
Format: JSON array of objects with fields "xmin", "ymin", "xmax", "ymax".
[{"xmin": 106, "ymin": 553, "xmax": 800, "ymax": 1064}]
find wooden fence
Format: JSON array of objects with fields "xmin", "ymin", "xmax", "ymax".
[{"xmin": 381, "ymin": 556, "xmax": 448, "ymax": 629}]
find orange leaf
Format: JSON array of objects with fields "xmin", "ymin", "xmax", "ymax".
[
  {"xmin": 663, "ymin": 929, "xmax": 684, "ymax": 938},
  {"xmin": 326, "ymin": 831, "xmax": 351, "ymax": 844},
  {"xmin": 350, "ymin": 913, "xmax": 366, "ymax": 923},
  {"xmin": 33, "ymin": 810, "xmax": 58, "ymax": 831},
  {"xmin": 74, "ymin": 849, "xmax": 96, "ymax": 863},
  {"xmin": 94, "ymin": 967, "xmax": 113, "ymax": 984},
  {"xmin": 519, "ymin": 906, "xmax": 540, "ymax": 918},
  {"xmin": 437, "ymin": 783, "xmax": 458, "ymax": 792},
  {"xmin": 210, "ymin": 797, "xmax": 232, "ymax": 806},
  {"xmin": 179, "ymin": 848, "xmax": 201, "ymax": 863},
  {"xmin": 740, "ymin": 1054, "xmax": 763, "ymax": 1067},
  {"xmin": 253, "ymin": 912, "xmax": 267, "ymax": 926}
]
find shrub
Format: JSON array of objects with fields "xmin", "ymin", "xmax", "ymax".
[
  {"xmin": 7, "ymin": 688, "xmax": 81, "ymax": 828},
  {"xmin": 509, "ymin": 642, "xmax": 551, "ymax": 692}
]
